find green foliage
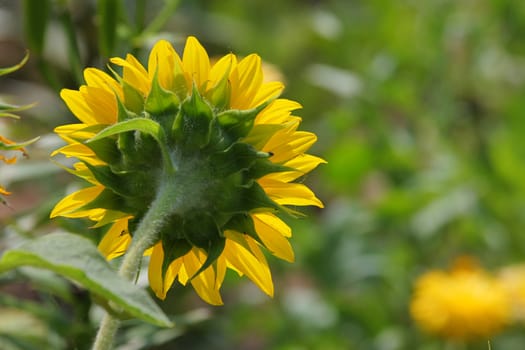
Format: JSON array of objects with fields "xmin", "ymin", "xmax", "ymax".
[
  {"xmin": 4, "ymin": 0, "xmax": 525, "ymax": 349},
  {"xmin": 0, "ymin": 233, "xmax": 172, "ymax": 327}
]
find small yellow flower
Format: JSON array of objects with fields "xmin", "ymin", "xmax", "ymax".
[
  {"xmin": 410, "ymin": 257, "xmax": 510, "ymax": 341},
  {"xmin": 51, "ymin": 37, "xmax": 325, "ymax": 305}
]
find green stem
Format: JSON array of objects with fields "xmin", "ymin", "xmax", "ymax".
[
  {"xmin": 132, "ymin": 0, "xmax": 180, "ymax": 47},
  {"xmin": 57, "ymin": 2, "xmax": 83, "ymax": 85},
  {"xmin": 91, "ymin": 180, "xmax": 174, "ymax": 350}
]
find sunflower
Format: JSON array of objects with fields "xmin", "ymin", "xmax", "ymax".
[
  {"xmin": 410, "ymin": 257, "xmax": 510, "ymax": 341},
  {"xmin": 51, "ymin": 37, "xmax": 324, "ymax": 305}
]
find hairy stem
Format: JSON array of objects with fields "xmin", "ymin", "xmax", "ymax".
[{"xmin": 91, "ymin": 181, "xmax": 174, "ymax": 350}]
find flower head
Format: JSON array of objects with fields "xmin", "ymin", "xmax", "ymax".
[
  {"xmin": 51, "ymin": 37, "xmax": 324, "ymax": 305},
  {"xmin": 410, "ymin": 257, "xmax": 510, "ymax": 341}
]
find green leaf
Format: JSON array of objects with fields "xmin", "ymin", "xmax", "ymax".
[
  {"xmin": 0, "ymin": 51, "xmax": 29, "ymax": 77},
  {"xmin": 0, "ymin": 233, "xmax": 173, "ymax": 327},
  {"xmin": 88, "ymin": 117, "xmax": 163, "ymax": 145},
  {"xmin": 0, "ymin": 136, "xmax": 39, "ymax": 151},
  {"xmin": 88, "ymin": 117, "xmax": 174, "ymax": 173}
]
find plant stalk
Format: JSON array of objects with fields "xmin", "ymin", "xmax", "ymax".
[{"xmin": 91, "ymin": 180, "xmax": 174, "ymax": 350}]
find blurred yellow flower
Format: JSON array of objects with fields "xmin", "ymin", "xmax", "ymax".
[
  {"xmin": 410, "ymin": 258, "xmax": 510, "ymax": 341},
  {"xmin": 51, "ymin": 36, "xmax": 325, "ymax": 305}
]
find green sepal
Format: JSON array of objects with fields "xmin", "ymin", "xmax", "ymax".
[
  {"xmin": 245, "ymin": 158, "xmax": 293, "ymax": 179},
  {"xmin": 217, "ymin": 101, "xmax": 269, "ymax": 142},
  {"xmin": 223, "ymin": 213, "xmax": 261, "ymax": 244},
  {"xmin": 115, "ymin": 92, "xmax": 140, "ymax": 122},
  {"xmin": 182, "ymin": 214, "xmax": 221, "ymax": 249},
  {"xmin": 206, "ymin": 72, "xmax": 231, "ymax": 112},
  {"xmin": 219, "ymin": 181, "xmax": 280, "ymax": 214},
  {"xmin": 88, "ymin": 117, "xmax": 173, "ymax": 172},
  {"xmin": 210, "ymin": 142, "xmax": 269, "ymax": 177},
  {"xmin": 145, "ymin": 69, "xmax": 180, "ymax": 115},
  {"xmin": 0, "ymin": 232, "xmax": 172, "ymax": 327},
  {"xmin": 160, "ymin": 236, "xmax": 192, "ymax": 280},
  {"xmin": 243, "ymin": 124, "xmax": 286, "ymax": 149},
  {"xmin": 82, "ymin": 163, "xmax": 132, "ymax": 198},
  {"xmin": 78, "ymin": 188, "xmax": 133, "ymax": 213},
  {"xmin": 82, "ymin": 136, "xmax": 120, "ymax": 164},
  {"xmin": 174, "ymin": 86, "xmax": 214, "ymax": 149},
  {"xmin": 189, "ymin": 236, "xmax": 225, "ymax": 281},
  {"xmin": 122, "ymin": 80, "xmax": 145, "ymax": 114}
]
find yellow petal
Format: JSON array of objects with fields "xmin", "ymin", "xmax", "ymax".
[
  {"xmin": 0, "ymin": 185, "xmax": 11, "ymax": 196},
  {"xmin": 223, "ymin": 233, "xmax": 274, "ymax": 297},
  {"xmin": 182, "ymin": 36, "xmax": 210, "ymax": 91},
  {"xmin": 110, "ymin": 55, "xmax": 150, "ymax": 95},
  {"xmin": 147, "ymin": 39, "xmax": 180, "ymax": 91},
  {"xmin": 84, "ymin": 68, "xmax": 123, "ymax": 99},
  {"xmin": 187, "ymin": 250, "xmax": 223, "ymax": 305},
  {"xmin": 60, "ymin": 89, "xmax": 98, "ymax": 125},
  {"xmin": 258, "ymin": 178, "xmax": 324, "ymax": 208},
  {"xmin": 98, "ymin": 217, "xmax": 131, "ymax": 260},
  {"xmin": 230, "ymin": 54, "xmax": 263, "ymax": 109},
  {"xmin": 81, "ymin": 86, "xmax": 117, "ymax": 124},
  {"xmin": 0, "ymin": 155, "xmax": 17, "ymax": 164},
  {"xmin": 148, "ymin": 242, "xmax": 183, "ymax": 300},
  {"xmin": 265, "ymin": 154, "xmax": 327, "ymax": 183},
  {"xmin": 251, "ymin": 81, "xmax": 284, "ymax": 107},
  {"xmin": 252, "ymin": 212, "xmax": 292, "ymax": 237},
  {"xmin": 208, "ymin": 53, "xmax": 236, "ymax": 90},
  {"xmin": 252, "ymin": 213, "xmax": 294, "ymax": 262},
  {"xmin": 50, "ymin": 185, "xmax": 104, "ymax": 218},
  {"xmin": 54, "ymin": 123, "xmax": 97, "ymax": 142},
  {"xmin": 51, "ymin": 143, "xmax": 105, "ymax": 165},
  {"xmin": 191, "ymin": 272, "xmax": 224, "ymax": 305},
  {"xmin": 255, "ymin": 99, "xmax": 302, "ymax": 124},
  {"xmin": 264, "ymin": 128, "xmax": 317, "ymax": 163}
]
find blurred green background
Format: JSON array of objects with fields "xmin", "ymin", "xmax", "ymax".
[{"xmin": 2, "ymin": 0, "xmax": 525, "ymax": 349}]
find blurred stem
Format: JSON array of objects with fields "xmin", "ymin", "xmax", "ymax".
[
  {"xmin": 36, "ymin": 59, "xmax": 61, "ymax": 92},
  {"xmin": 135, "ymin": 0, "xmax": 147, "ymax": 33},
  {"xmin": 57, "ymin": 1, "xmax": 83, "ymax": 85},
  {"xmin": 92, "ymin": 179, "xmax": 175, "ymax": 350},
  {"xmin": 133, "ymin": 0, "xmax": 180, "ymax": 47}
]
